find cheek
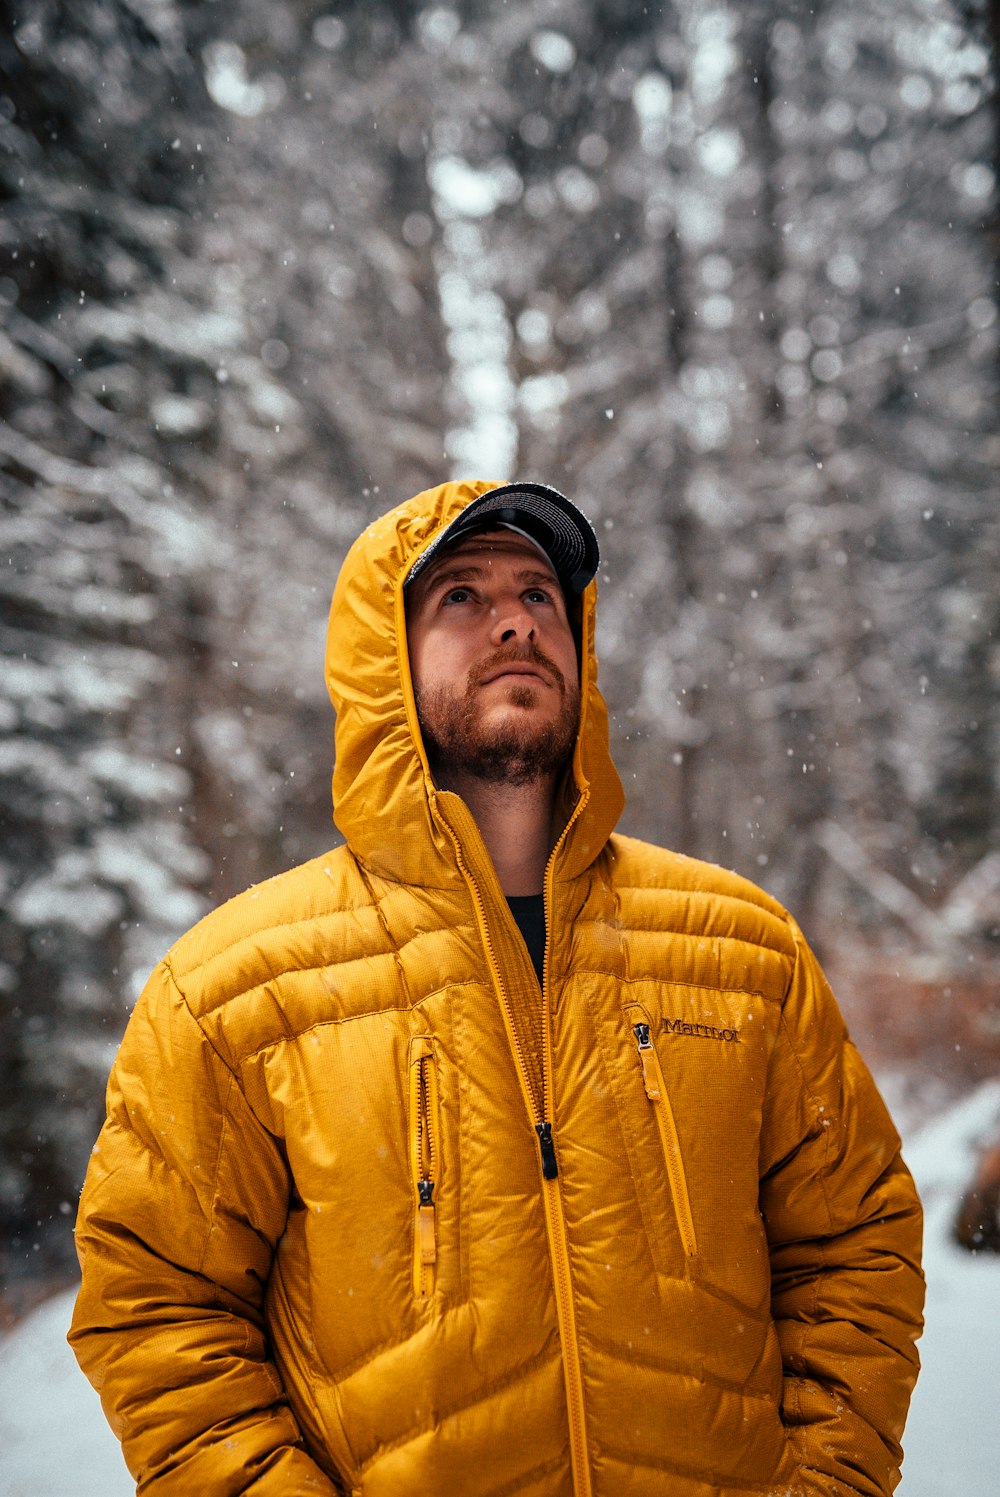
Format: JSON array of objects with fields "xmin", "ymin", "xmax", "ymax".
[
  {"xmin": 551, "ymin": 631, "xmax": 581, "ymax": 691},
  {"xmin": 409, "ymin": 632, "xmax": 465, "ymax": 701}
]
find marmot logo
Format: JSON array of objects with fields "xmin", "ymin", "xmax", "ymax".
[{"xmin": 662, "ymin": 1017, "xmax": 741, "ymax": 1044}]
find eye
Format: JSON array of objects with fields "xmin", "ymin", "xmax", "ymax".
[
  {"xmin": 524, "ymin": 587, "xmax": 555, "ymax": 605},
  {"xmin": 442, "ymin": 586, "xmax": 476, "ymax": 605}
]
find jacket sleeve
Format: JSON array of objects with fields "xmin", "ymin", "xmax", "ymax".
[
  {"xmin": 69, "ymin": 960, "xmax": 342, "ymax": 1496},
  {"xmin": 759, "ymin": 921, "xmax": 924, "ymax": 1497}
]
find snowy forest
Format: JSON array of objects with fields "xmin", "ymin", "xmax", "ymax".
[{"xmin": 0, "ymin": 0, "xmax": 997, "ymax": 1318}]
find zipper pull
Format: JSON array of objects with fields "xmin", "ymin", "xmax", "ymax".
[
  {"xmin": 632, "ymin": 1022, "xmax": 661, "ymax": 1100},
  {"xmin": 416, "ymin": 1179, "xmax": 436, "ymax": 1266},
  {"xmin": 536, "ymin": 1120, "xmax": 559, "ymax": 1180}
]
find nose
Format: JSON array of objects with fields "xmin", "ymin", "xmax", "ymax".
[{"xmin": 489, "ymin": 595, "xmax": 535, "ymax": 646}]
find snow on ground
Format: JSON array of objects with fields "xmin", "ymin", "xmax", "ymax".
[
  {"xmin": 0, "ymin": 1291, "xmax": 131, "ymax": 1495},
  {"xmin": 1, "ymin": 1082, "xmax": 999, "ymax": 1497},
  {"xmin": 895, "ymin": 1079, "xmax": 1000, "ymax": 1496}
]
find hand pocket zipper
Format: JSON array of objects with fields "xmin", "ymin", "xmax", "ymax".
[
  {"xmin": 408, "ymin": 1036, "xmax": 441, "ymax": 1297},
  {"xmin": 625, "ymin": 1005, "xmax": 698, "ymax": 1258}
]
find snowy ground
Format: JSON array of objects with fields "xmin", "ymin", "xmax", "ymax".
[{"xmin": 1, "ymin": 1082, "xmax": 999, "ymax": 1497}]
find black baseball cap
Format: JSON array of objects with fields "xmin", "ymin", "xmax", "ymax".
[{"xmin": 404, "ymin": 482, "xmax": 600, "ymax": 596}]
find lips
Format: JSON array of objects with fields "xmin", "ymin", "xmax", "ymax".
[{"xmin": 480, "ymin": 663, "xmax": 550, "ymax": 687}]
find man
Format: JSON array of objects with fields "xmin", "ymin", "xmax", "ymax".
[{"xmin": 70, "ymin": 479, "xmax": 924, "ymax": 1497}]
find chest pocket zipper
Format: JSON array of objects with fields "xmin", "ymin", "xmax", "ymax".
[
  {"xmin": 408, "ymin": 1036, "xmax": 441, "ymax": 1297},
  {"xmin": 625, "ymin": 1006, "xmax": 698, "ymax": 1258}
]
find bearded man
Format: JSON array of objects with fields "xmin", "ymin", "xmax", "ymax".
[{"xmin": 70, "ymin": 480, "xmax": 924, "ymax": 1497}]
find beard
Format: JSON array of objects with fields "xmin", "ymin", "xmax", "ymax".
[{"xmin": 416, "ymin": 643, "xmax": 580, "ymax": 788}]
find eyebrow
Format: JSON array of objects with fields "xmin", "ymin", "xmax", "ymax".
[{"xmin": 421, "ymin": 562, "xmax": 559, "ymax": 593}]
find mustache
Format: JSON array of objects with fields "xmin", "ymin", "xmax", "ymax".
[{"xmin": 473, "ymin": 642, "xmax": 568, "ymax": 691}]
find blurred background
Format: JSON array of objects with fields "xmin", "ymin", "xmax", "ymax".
[{"xmin": 0, "ymin": 0, "xmax": 997, "ymax": 1403}]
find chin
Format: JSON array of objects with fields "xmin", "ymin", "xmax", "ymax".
[{"xmin": 482, "ymin": 705, "xmax": 552, "ymax": 734}]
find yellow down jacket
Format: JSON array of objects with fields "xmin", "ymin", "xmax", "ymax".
[{"xmin": 71, "ymin": 479, "xmax": 924, "ymax": 1497}]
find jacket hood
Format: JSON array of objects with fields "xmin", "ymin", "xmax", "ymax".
[{"xmin": 325, "ymin": 479, "xmax": 624, "ymax": 887}]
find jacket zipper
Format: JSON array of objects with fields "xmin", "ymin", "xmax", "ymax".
[
  {"xmin": 408, "ymin": 1035, "xmax": 439, "ymax": 1298},
  {"xmin": 438, "ymin": 798, "xmax": 593, "ymax": 1497},
  {"xmin": 539, "ymin": 819, "xmax": 593, "ymax": 1497},
  {"xmin": 627, "ymin": 1005, "xmax": 698, "ymax": 1258}
]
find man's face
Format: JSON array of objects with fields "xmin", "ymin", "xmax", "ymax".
[{"xmin": 406, "ymin": 531, "xmax": 581, "ymax": 787}]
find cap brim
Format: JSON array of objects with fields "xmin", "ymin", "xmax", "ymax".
[{"xmin": 405, "ymin": 482, "xmax": 599, "ymax": 595}]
